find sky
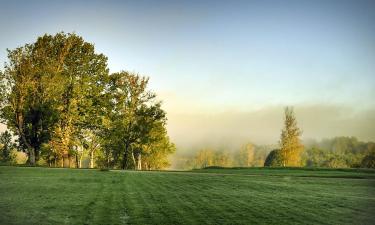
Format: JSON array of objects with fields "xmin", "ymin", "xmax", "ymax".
[{"xmin": 0, "ymin": 0, "xmax": 375, "ymax": 151}]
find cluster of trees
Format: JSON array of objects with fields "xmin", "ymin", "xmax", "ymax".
[
  {"xmin": 0, "ymin": 32, "xmax": 175, "ymax": 170},
  {"xmin": 303, "ymin": 137, "xmax": 375, "ymax": 168},
  {"xmin": 183, "ymin": 144, "xmax": 275, "ymax": 169},
  {"xmin": 183, "ymin": 107, "xmax": 375, "ymax": 169},
  {"xmin": 183, "ymin": 139, "xmax": 375, "ymax": 170},
  {"xmin": 184, "ymin": 107, "xmax": 304, "ymax": 169}
]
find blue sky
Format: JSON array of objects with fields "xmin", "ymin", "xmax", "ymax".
[{"xmin": 1, "ymin": 0, "xmax": 375, "ymax": 146}]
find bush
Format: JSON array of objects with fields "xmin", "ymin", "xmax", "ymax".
[
  {"xmin": 264, "ymin": 149, "xmax": 282, "ymax": 167},
  {"xmin": 361, "ymin": 153, "xmax": 375, "ymax": 168}
]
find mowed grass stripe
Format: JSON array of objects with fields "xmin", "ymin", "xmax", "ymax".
[{"xmin": 0, "ymin": 166, "xmax": 374, "ymax": 225}]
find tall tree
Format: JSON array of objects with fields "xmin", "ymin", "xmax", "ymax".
[
  {"xmin": 0, "ymin": 41, "xmax": 61, "ymax": 165},
  {"xmin": 0, "ymin": 33, "xmax": 109, "ymax": 165},
  {"xmin": 105, "ymin": 71, "xmax": 166, "ymax": 169},
  {"xmin": 279, "ymin": 107, "xmax": 304, "ymax": 167}
]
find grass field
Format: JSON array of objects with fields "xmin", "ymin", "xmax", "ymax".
[{"xmin": 0, "ymin": 166, "xmax": 374, "ymax": 225}]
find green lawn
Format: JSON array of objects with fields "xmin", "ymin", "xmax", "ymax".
[{"xmin": 0, "ymin": 166, "xmax": 374, "ymax": 225}]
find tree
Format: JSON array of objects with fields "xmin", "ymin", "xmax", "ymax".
[
  {"xmin": 1, "ymin": 32, "xmax": 175, "ymax": 169},
  {"xmin": 279, "ymin": 107, "xmax": 304, "ymax": 167},
  {"xmin": 0, "ymin": 41, "xmax": 61, "ymax": 165},
  {"xmin": 214, "ymin": 151, "xmax": 232, "ymax": 167},
  {"xmin": 323, "ymin": 155, "xmax": 348, "ymax": 168},
  {"xmin": 193, "ymin": 149, "xmax": 215, "ymax": 168},
  {"xmin": 304, "ymin": 146, "xmax": 327, "ymax": 167},
  {"xmin": 264, "ymin": 149, "xmax": 282, "ymax": 167},
  {"xmin": 104, "ymin": 71, "xmax": 167, "ymax": 169},
  {"xmin": 361, "ymin": 153, "xmax": 375, "ymax": 168},
  {"xmin": 0, "ymin": 130, "xmax": 16, "ymax": 163},
  {"xmin": 141, "ymin": 122, "xmax": 176, "ymax": 170},
  {"xmin": 303, "ymin": 137, "xmax": 374, "ymax": 168},
  {"xmin": 0, "ymin": 33, "xmax": 109, "ymax": 166},
  {"xmin": 236, "ymin": 143, "xmax": 255, "ymax": 167}
]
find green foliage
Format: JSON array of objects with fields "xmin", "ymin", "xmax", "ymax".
[
  {"xmin": 181, "ymin": 144, "xmax": 276, "ymax": 169},
  {"xmin": 304, "ymin": 146, "xmax": 327, "ymax": 167},
  {"xmin": 304, "ymin": 137, "xmax": 375, "ymax": 168},
  {"xmin": 0, "ymin": 32, "xmax": 108, "ymax": 165},
  {"xmin": 99, "ymin": 71, "xmax": 170, "ymax": 170},
  {"xmin": 264, "ymin": 149, "xmax": 282, "ymax": 167},
  {"xmin": 361, "ymin": 152, "xmax": 375, "ymax": 168},
  {"xmin": 235, "ymin": 143, "xmax": 255, "ymax": 167},
  {"xmin": 0, "ymin": 131, "xmax": 16, "ymax": 164},
  {"xmin": 187, "ymin": 149, "xmax": 234, "ymax": 169},
  {"xmin": 0, "ymin": 32, "xmax": 175, "ymax": 169},
  {"xmin": 279, "ymin": 107, "xmax": 304, "ymax": 166},
  {"xmin": 141, "ymin": 122, "xmax": 176, "ymax": 170}
]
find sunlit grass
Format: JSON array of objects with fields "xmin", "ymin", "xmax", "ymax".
[{"xmin": 0, "ymin": 166, "xmax": 374, "ymax": 224}]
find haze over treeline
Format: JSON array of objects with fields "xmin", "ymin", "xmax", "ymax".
[{"xmin": 168, "ymin": 105, "xmax": 375, "ymax": 152}]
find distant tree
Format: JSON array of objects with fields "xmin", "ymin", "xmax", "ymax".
[
  {"xmin": 191, "ymin": 149, "xmax": 233, "ymax": 168},
  {"xmin": 0, "ymin": 130, "xmax": 16, "ymax": 163},
  {"xmin": 214, "ymin": 151, "xmax": 233, "ymax": 167},
  {"xmin": 303, "ymin": 137, "xmax": 374, "ymax": 168},
  {"xmin": 323, "ymin": 155, "xmax": 348, "ymax": 168},
  {"xmin": 237, "ymin": 143, "xmax": 255, "ymax": 167},
  {"xmin": 264, "ymin": 149, "xmax": 282, "ymax": 167},
  {"xmin": 304, "ymin": 146, "xmax": 327, "ymax": 167},
  {"xmin": 361, "ymin": 151, "xmax": 375, "ymax": 168},
  {"xmin": 279, "ymin": 107, "xmax": 304, "ymax": 167},
  {"xmin": 253, "ymin": 144, "xmax": 277, "ymax": 167},
  {"xmin": 196, "ymin": 149, "xmax": 215, "ymax": 168}
]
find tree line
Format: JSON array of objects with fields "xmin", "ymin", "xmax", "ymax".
[
  {"xmin": 181, "ymin": 108, "xmax": 375, "ymax": 169},
  {"xmin": 0, "ymin": 32, "xmax": 175, "ymax": 170}
]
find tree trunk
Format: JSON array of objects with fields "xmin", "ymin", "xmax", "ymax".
[
  {"xmin": 35, "ymin": 147, "xmax": 40, "ymax": 162},
  {"xmin": 90, "ymin": 151, "xmax": 94, "ymax": 169},
  {"xmin": 28, "ymin": 148, "xmax": 36, "ymax": 166},
  {"xmin": 121, "ymin": 143, "xmax": 129, "ymax": 170},
  {"xmin": 137, "ymin": 153, "xmax": 142, "ymax": 170},
  {"xmin": 107, "ymin": 157, "xmax": 110, "ymax": 169},
  {"xmin": 131, "ymin": 151, "xmax": 136, "ymax": 170},
  {"xmin": 75, "ymin": 154, "xmax": 79, "ymax": 168}
]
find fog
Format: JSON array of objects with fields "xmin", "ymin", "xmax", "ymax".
[
  {"xmin": 166, "ymin": 104, "xmax": 375, "ymax": 154},
  {"xmin": 2, "ymin": 104, "xmax": 374, "ymax": 155}
]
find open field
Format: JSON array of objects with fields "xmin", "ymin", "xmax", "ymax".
[
  {"xmin": 0, "ymin": 166, "xmax": 374, "ymax": 225},
  {"xmin": 194, "ymin": 166, "xmax": 375, "ymax": 179}
]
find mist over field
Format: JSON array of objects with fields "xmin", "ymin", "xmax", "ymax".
[{"xmin": 167, "ymin": 104, "xmax": 375, "ymax": 152}]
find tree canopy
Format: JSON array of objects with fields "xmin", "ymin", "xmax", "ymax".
[
  {"xmin": 279, "ymin": 107, "xmax": 304, "ymax": 167},
  {"xmin": 0, "ymin": 32, "xmax": 175, "ymax": 169}
]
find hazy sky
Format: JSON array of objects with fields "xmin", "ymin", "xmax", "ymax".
[{"xmin": 1, "ymin": 0, "xmax": 374, "ymax": 149}]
